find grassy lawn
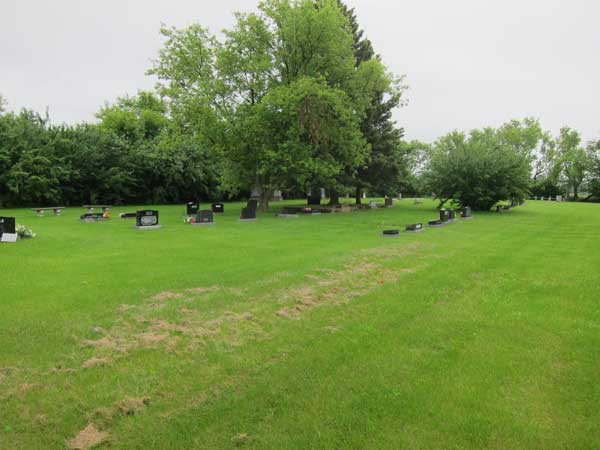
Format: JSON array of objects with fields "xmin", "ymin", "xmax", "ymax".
[{"xmin": 1, "ymin": 200, "xmax": 599, "ymax": 449}]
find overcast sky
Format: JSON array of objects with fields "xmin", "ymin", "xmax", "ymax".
[{"xmin": 2, "ymin": 0, "xmax": 599, "ymax": 143}]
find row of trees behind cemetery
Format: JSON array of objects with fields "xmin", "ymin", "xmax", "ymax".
[{"xmin": 1, "ymin": 0, "xmax": 599, "ymax": 211}]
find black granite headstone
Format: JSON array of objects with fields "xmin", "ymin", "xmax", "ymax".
[
  {"xmin": 136, "ymin": 210, "xmax": 160, "ymax": 228},
  {"xmin": 80, "ymin": 213, "xmax": 105, "ymax": 221},
  {"xmin": 247, "ymin": 199, "xmax": 258, "ymax": 212},
  {"xmin": 439, "ymin": 209, "xmax": 450, "ymax": 222},
  {"xmin": 212, "ymin": 203, "xmax": 224, "ymax": 214},
  {"xmin": 405, "ymin": 223, "xmax": 423, "ymax": 232},
  {"xmin": 383, "ymin": 229, "xmax": 400, "ymax": 237},
  {"xmin": 307, "ymin": 195, "xmax": 321, "ymax": 206},
  {"xmin": 196, "ymin": 210, "xmax": 214, "ymax": 224},
  {"xmin": 0, "ymin": 217, "xmax": 16, "ymax": 240},
  {"xmin": 428, "ymin": 219, "xmax": 444, "ymax": 226},
  {"xmin": 385, "ymin": 197, "xmax": 393, "ymax": 208},
  {"xmin": 448, "ymin": 209, "xmax": 456, "ymax": 221},
  {"xmin": 240, "ymin": 207, "xmax": 257, "ymax": 220},
  {"xmin": 186, "ymin": 202, "xmax": 199, "ymax": 216}
]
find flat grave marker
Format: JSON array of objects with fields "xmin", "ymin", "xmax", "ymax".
[
  {"xmin": 405, "ymin": 223, "xmax": 424, "ymax": 233},
  {"xmin": 428, "ymin": 219, "xmax": 444, "ymax": 227},
  {"xmin": 80, "ymin": 213, "xmax": 106, "ymax": 222}
]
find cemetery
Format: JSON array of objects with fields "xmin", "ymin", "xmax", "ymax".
[
  {"xmin": 1, "ymin": 198, "xmax": 598, "ymax": 450},
  {"xmin": 1, "ymin": 0, "xmax": 599, "ymax": 448}
]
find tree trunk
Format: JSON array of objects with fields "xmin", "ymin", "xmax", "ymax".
[
  {"xmin": 573, "ymin": 184, "xmax": 579, "ymax": 200},
  {"xmin": 259, "ymin": 189, "xmax": 272, "ymax": 212},
  {"xmin": 355, "ymin": 186, "xmax": 362, "ymax": 205}
]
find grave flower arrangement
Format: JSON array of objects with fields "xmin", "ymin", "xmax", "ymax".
[{"xmin": 16, "ymin": 224, "xmax": 36, "ymax": 239}]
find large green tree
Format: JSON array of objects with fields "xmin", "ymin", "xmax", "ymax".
[
  {"xmin": 557, "ymin": 127, "xmax": 588, "ymax": 200},
  {"xmin": 336, "ymin": 1, "xmax": 408, "ymax": 204},
  {"xmin": 587, "ymin": 139, "xmax": 600, "ymax": 200},
  {"xmin": 149, "ymin": 0, "xmax": 393, "ymax": 211}
]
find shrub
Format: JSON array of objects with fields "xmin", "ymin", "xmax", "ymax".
[
  {"xmin": 16, "ymin": 224, "xmax": 36, "ymax": 239},
  {"xmin": 425, "ymin": 129, "xmax": 531, "ymax": 211}
]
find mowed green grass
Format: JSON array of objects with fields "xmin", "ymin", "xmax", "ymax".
[{"xmin": 1, "ymin": 200, "xmax": 599, "ymax": 449}]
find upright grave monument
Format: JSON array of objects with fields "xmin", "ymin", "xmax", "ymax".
[
  {"xmin": 212, "ymin": 203, "xmax": 224, "ymax": 214},
  {"xmin": 193, "ymin": 210, "xmax": 214, "ymax": 226},
  {"xmin": 0, "ymin": 217, "xmax": 17, "ymax": 243},
  {"xmin": 240, "ymin": 200, "xmax": 258, "ymax": 221},
  {"xmin": 186, "ymin": 202, "xmax": 199, "ymax": 217},
  {"xmin": 136, "ymin": 210, "xmax": 161, "ymax": 229},
  {"xmin": 439, "ymin": 209, "xmax": 450, "ymax": 223}
]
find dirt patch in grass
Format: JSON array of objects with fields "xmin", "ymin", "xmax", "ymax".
[
  {"xmin": 232, "ymin": 433, "xmax": 252, "ymax": 446},
  {"xmin": 82, "ymin": 336, "xmax": 116, "ymax": 349},
  {"xmin": 82, "ymin": 357, "xmax": 111, "ymax": 369},
  {"xmin": 118, "ymin": 396, "xmax": 151, "ymax": 416},
  {"xmin": 67, "ymin": 423, "xmax": 108, "ymax": 450},
  {"xmin": 186, "ymin": 286, "xmax": 220, "ymax": 295},
  {"xmin": 274, "ymin": 244, "xmax": 421, "ymax": 320},
  {"xmin": 137, "ymin": 331, "xmax": 170, "ymax": 344},
  {"xmin": 151, "ymin": 291, "xmax": 184, "ymax": 301}
]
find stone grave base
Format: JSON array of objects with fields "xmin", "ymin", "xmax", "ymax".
[
  {"xmin": 0, "ymin": 233, "xmax": 17, "ymax": 243},
  {"xmin": 461, "ymin": 216, "xmax": 473, "ymax": 220},
  {"xmin": 239, "ymin": 219, "xmax": 257, "ymax": 222},
  {"xmin": 405, "ymin": 228, "xmax": 425, "ymax": 233},
  {"xmin": 192, "ymin": 222, "xmax": 214, "ymax": 226},
  {"xmin": 278, "ymin": 214, "xmax": 299, "ymax": 219},
  {"xmin": 135, "ymin": 225, "xmax": 162, "ymax": 230}
]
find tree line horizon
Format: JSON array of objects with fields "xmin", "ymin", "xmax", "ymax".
[{"xmin": 1, "ymin": 0, "xmax": 599, "ymax": 211}]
